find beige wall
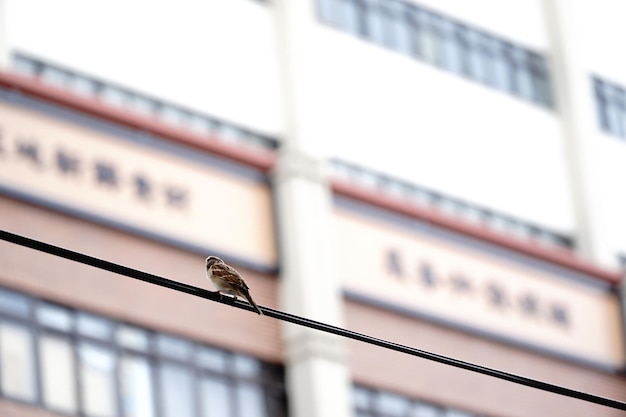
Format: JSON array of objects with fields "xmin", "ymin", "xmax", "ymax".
[
  {"xmin": 0, "ymin": 196, "xmax": 282, "ymax": 363},
  {"xmin": 346, "ymin": 300, "xmax": 626, "ymax": 417},
  {"xmin": 335, "ymin": 208, "xmax": 625, "ymax": 369},
  {"xmin": 0, "ymin": 100, "xmax": 277, "ymax": 267}
]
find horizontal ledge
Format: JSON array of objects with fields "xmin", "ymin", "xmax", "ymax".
[
  {"xmin": 331, "ymin": 180, "xmax": 621, "ymax": 285},
  {"xmin": 0, "ymin": 71, "xmax": 276, "ymax": 172}
]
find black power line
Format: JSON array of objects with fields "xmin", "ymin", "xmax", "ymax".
[{"xmin": 1, "ymin": 229, "xmax": 625, "ymax": 411}]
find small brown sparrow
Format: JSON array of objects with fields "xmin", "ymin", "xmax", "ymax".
[{"xmin": 205, "ymin": 256, "xmax": 262, "ymax": 315}]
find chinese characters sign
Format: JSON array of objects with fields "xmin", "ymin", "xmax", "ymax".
[
  {"xmin": 0, "ymin": 100, "xmax": 276, "ymax": 266},
  {"xmin": 335, "ymin": 209, "xmax": 624, "ymax": 368}
]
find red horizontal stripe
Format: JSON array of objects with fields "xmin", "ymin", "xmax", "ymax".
[
  {"xmin": 0, "ymin": 71, "xmax": 276, "ymax": 172},
  {"xmin": 1, "ymin": 71, "xmax": 619, "ymax": 284},
  {"xmin": 332, "ymin": 180, "xmax": 621, "ymax": 285}
]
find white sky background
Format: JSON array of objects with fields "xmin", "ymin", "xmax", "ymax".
[
  {"xmin": 6, "ymin": 0, "xmax": 284, "ymax": 135},
  {"xmin": 6, "ymin": 0, "xmax": 626, "ymax": 240}
]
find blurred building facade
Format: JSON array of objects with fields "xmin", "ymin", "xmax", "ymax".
[{"xmin": 0, "ymin": 1, "xmax": 625, "ymax": 417}]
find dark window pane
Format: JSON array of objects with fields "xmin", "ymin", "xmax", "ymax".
[
  {"xmin": 156, "ymin": 333, "xmax": 192, "ymax": 361},
  {"xmin": 159, "ymin": 363, "xmax": 195, "ymax": 417},
  {"xmin": 594, "ymin": 79, "xmax": 611, "ymax": 131},
  {"xmin": 514, "ymin": 48, "xmax": 534, "ymax": 100},
  {"xmin": 529, "ymin": 54, "xmax": 551, "ymax": 106},
  {"xmin": 444, "ymin": 410, "xmax": 474, "ymax": 417},
  {"xmin": 37, "ymin": 302, "xmax": 73, "ymax": 331},
  {"xmin": 197, "ymin": 346, "xmax": 228, "ymax": 372},
  {"xmin": 13, "ymin": 55, "xmax": 39, "ymax": 77},
  {"xmin": 0, "ymin": 288, "xmax": 30, "ymax": 317},
  {"xmin": 429, "ymin": 14, "xmax": 445, "ymax": 67},
  {"xmin": 129, "ymin": 95, "xmax": 157, "ymax": 117},
  {"xmin": 375, "ymin": 392, "xmax": 410, "ymax": 416},
  {"xmin": 365, "ymin": 0, "xmax": 384, "ymax": 44},
  {"xmin": 611, "ymin": 87, "xmax": 626, "ymax": 137},
  {"xmin": 41, "ymin": 66, "xmax": 70, "ymax": 88},
  {"xmin": 77, "ymin": 313, "xmax": 113, "ymax": 340},
  {"xmin": 413, "ymin": 402, "xmax": 442, "ymax": 417},
  {"xmin": 491, "ymin": 39, "xmax": 509, "ymax": 90},
  {"xmin": 391, "ymin": 1, "xmax": 411, "ymax": 54},
  {"xmin": 119, "ymin": 355, "xmax": 155, "ymax": 417},
  {"xmin": 117, "ymin": 325, "xmax": 150, "ymax": 351},
  {"xmin": 406, "ymin": 6, "xmax": 425, "ymax": 58},
  {"xmin": 40, "ymin": 336, "xmax": 78, "ymax": 413},
  {"xmin": 455, "ymin": 25, "xmax": 472, "ymax": 77},
  {"xmin": 189, "ymin": 115, "xmax": 215, "ymax": 136},
  {"xmin": 604, "ymin": 84, "xmax": 623, "ymax": 136},
  {"xmin": 79, "ymin": 343, "xmax": 117, "ymax": 417},
  {"xmin": 353, "ymin": 386, "xmax": 371, "ymax": 409},
  {"xmin": 237, "ymin": 382, "xmax": 266, "ymax": 417},
  {"xmin": 440, "ymin": 20, "xmax": 461, "ymax": 73},
  {"xmin": 339, "ymin": 0, "xmax": 362, "ymax": 35},
  {"xmin": 200, "ymin": 376, "xmax": 232, "ymax": 417},
  {"xmin": 101, "ymin": 86, "xmax": 129, "ymax": 108},
  {"xmin": 379, "ymin": 1, "xmax": 396, "ymax": 48},
  {"xmin": 472, "ymin": 32, "xmax": 494, "ymax": 84},
  {"xmin": 317, "ymin": 0, "xmax": 336, "ymax": 24},
  {"xmin": 233, "ymin": 354, "xmax": 261, "ymax": 377},
  {"xmin": 0, "ymin": 322, "xmax": 36, "ymax": 401}
]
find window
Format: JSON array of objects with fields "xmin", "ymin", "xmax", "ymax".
[
  {"xmin": 159, "ymin": 363, "xmax": 195, "ymax": 417},
  {"xmin": 189, "ymin": 115, "xmax": 216, "ymax": 136},
  {"xmin": 440, "ymin": 20, "xmax": 461, "ymax": 73},
  {"xmin": 331, "ymin": 159, "xmax": 575, "ymax": 251},
  {"xmin": 594, "ymin": 77, "xmax": 626, "ymax": 139},
  {"xmin": 595, "ymin": 79, "xmax": 611, "ymax": 132},
  {"xmin": 454, "ymin": 25, "xmax": 472, "ymax": 77},
  {"xmin": 40, "ymin": 335, "xmax": 78, "ymax": 413},
  {"xmin": 490, "ymin": 39, "xmax": 510, "ymax": 91},
  {"xmin": 339, "ymin": 0, "xmax": 364, "ymax": 36},
  {"xmin": 470, "ymin": 32, "xmax": 493, "ymax": 85},
  {"xmin": 79, "ymin": 343, "xmax": 117, "ymax": 417},
  {"xmin": 70, "ymin": 76, "xmax": 99, "ymax": 97},
  {"xmin": 0, "ymin": 286, "xmax": 286, "ymax": 417},
  {"xmin": 378, "ymin": 1, "xmax": 397, "ymax": 49},
  {"xmin": 11, "ymin": 53, "xmax": 279, "ymax": 152},
  {"xmin": 41, "ymin": 66, "xmax": 70, "ymax": 88},
  {"xmin": 528, "ymin": 53, "xmax": 551, "ymax": 106},
  {"xmin": 100, "ymin": 86, "xmax": 130, "ymax": 108},
  {"xmin": 390, "ymin": 1, "xmax": 411, "ymax": 54},
  {"xmin": 317, "ymin": 0, "xmax": 336, "ymax": 25},
  {"xmin": 316, "ymin": 0, "xmax": 553, "ymax": 107},
  {"xmin": 365, "ymin": 0, "xmax": 385, "ymax": 44},
  {"xmin": 120, "ymin": 355, "xmax": 155, "ymax": 417},
  {"xmin": 514, "ymin": 48, "xmax": 534, "ymax": 100},
  {"xmin": 609, "ymin": 86, "xmax": 626, "ymax": 137},
  {"xmin": 353, "ymin": 385, "xmax": 482, "ymax": 417},
  {"xmin": 0, "ymin": 322, "xmax": 36, "ymax": 401}
]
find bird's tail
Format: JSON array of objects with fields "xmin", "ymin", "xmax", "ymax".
[{"xmin": 243, "ymin": 289, "xmax": 263, "ymax": 315}]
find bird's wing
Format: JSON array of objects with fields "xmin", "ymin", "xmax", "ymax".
[{"xmin": 213, "ymin": 263, "xmax": 249, "ymax": 290}]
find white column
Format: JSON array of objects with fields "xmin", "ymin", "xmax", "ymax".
[
  {"xmin": 272, "ymin": 1, "xmax": 353, "ymax": 417},
  {"xmin": 273, "ymin": 150, "xmax": 351, "ymax": 417},
  {"xmin": 543, "ymin": 0, "xmax": 614, "ymax": 267},
  {"xmin": 0, "ymin": 0, "xmax": 9, "ymax": 69}
]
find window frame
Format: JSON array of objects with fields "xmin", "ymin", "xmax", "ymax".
[{"xmin": 0, "ymin": 287, "xmax": 285, "ymax": 417}]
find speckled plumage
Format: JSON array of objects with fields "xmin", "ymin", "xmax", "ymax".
[{"xmin": 205, "ymin": 256, "xmax": 262, "ymax": 315}]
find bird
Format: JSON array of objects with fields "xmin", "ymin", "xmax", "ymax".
[{"xmin": 205, "ymin": 256, "xmax": 263, "ymax": 315}]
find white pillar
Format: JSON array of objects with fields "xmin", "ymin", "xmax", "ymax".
[
  {"xmin": 0, "ymin": 0, "xmax": 9, "ymax": 69},
  {"xmin": 272, "ymin": 1, "xmax": 353, "ymax": 417},
  {"xmin": 543, "ymin": 0, "xmax": 614, "ymax": 267},
  {"xmin": 273, "ymin": 150, "xmax": 351, "ymax": 417}
]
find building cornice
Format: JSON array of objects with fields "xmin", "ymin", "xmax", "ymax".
[
  {"xmin": 0, "ymin": 70, "xmax": 276, "ymax": 172},
  {"xmin": 0, "ymin": 70, "xmax": 619, "ymax": 285},
  {"xmin": 332, "ymin": 179, "xmax": 621, "ymax": 285}
]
